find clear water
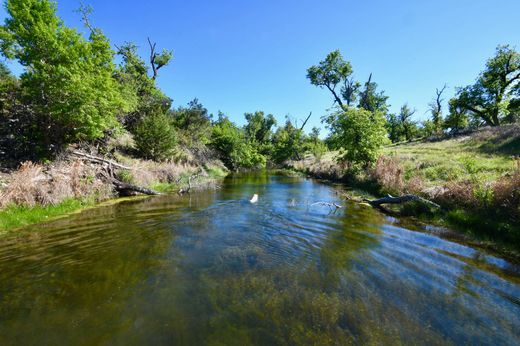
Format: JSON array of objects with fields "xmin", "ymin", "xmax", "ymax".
[{"xmin": 0, "ymin": 172, "xmax": 519, "ymax": 345}]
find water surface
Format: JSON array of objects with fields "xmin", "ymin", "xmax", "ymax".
[{"xmin": 0, "ymin": 172, "xmax": 519, "ymax": 345}]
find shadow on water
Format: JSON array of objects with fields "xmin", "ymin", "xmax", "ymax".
[{"xmin": 0, "ymin": 172, "xmax": 519, "ymax": 345}]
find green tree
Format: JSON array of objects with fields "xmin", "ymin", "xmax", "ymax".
[
  {"xmin": 272, "ymin": 117, "xmax": 306, "ymax": 163},
  {"xmin": 398, "ymin": 104, "xmax": 417, "ymax": 141},
  {"xmin": 306, "ymin": 50, "xmax": 354, "ymax": 108},
  {"xmin": 325, "ymin": 108, "xmax": 387, "ymax": 166},
  {"xmin": 450, "ymin": 45, "xmax": 519, "ymax": 126},
  {"xmin": 444, "ymin": 98, "xmax": 469, "ymax": 133},
  {"xmin": 133, "ymin": 111, "xmax": 177, "ymax": 161},
  {"xmin": 115, "ymin": 42, "xmax": 171, "ymax": 131},
  {"xmin": 170, "ymin": 99, "xmax": 212, "ymax": 146},
  {"xmin": 210, "ymin": 114, "xmax": 264, "ymax": 170},
  {"xmin": 385, "ymin": 113, "xmax": 403, "ymax": 143},
  {"xmin": 358, "ymin": 73, "xmax": 389, "ymax": 113},
  {"xmin": 244, "ymin": 111, "xmax": 276, "ymax": 156},
  {"xmin": 0, "ymin": 0, "xmax": 128, "ymax": 146}
]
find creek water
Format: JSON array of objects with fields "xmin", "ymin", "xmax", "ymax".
[{"xmin": 0, "ymin": 172, "xmax": 519, "ymax": 345}]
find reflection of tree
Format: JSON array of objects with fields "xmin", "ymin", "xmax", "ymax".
[{"xmin": 317, "ymin": 202, "xmax": 383, "ymax": 289}]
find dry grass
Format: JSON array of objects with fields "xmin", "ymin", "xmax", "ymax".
[{"xmin": 0, "ymin": 159, "xmax": 111, "ymax": 208}]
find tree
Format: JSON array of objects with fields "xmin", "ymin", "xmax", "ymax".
[
  {"xmin": 115, "ymin": 42, "xmax": 171, "ymax": 131},
  {"xmin": 385, "ymin": 113, "xmax": 403, "ymax": 143},
  {"xmin": 170, "ymin": 99, "xmax": 212, "ymax": 146},
  {"xmin": 428, "ymin": 84, "xmax": 446, "ymax": 134},
  {"xmin": 133, "ymin": 111, "xmax": 177, "ymax": 161},
  {"xmin": 0, "ymin": 0, "xmax": 129, "ymax": 148},
  {"xmin": 210, "ymin": 114, "xmax": 264, "ymax": 170},
  {"xmin": 324, "ymin": 108, "xmax": 387, "ymax": 167},
  {"xmin": 444, "ymin": 98, "xmax": 469, "ymax": 133},
  {"xmin": 244, "ymin": 111, "xmax": 276, "ymax": 156},
  {"xmin": 272, "ymin": 117, "xmax": 303, "ymax": 163},
  {"xmin": 306, "ymin": 50, "xmax": 353, "ymax": 108},
  {"xmin": 398, "ymin": 104, "xmax": 417, "ymax": 141},
  {"xmin": 450, "ymin": 45, "xmax": 519, "ymax": 126},
  {"xmin": 358, "ymin": 73, "xmax": 389, "ymax": 113},
  {"xmin": 147, "ymin": 38, "xmax": 173, "ymax": 80}
]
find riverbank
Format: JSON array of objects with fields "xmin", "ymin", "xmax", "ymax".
[
  {"xmin": 0, "ymin": 150, "xmax": 228, "ymax": 232},
  {"xmin": 287, "ymin": 126, "xmax": 520, "ymax": 256}
]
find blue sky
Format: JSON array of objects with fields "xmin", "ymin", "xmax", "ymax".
[{"xmin": 1, "ymin": 0, "xmax": 519, "ymax": 132}]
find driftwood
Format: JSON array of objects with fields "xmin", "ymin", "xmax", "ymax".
[
  {"xmin": 71, "ymin": 151, "xmax": 132, "ymax": 170},
  {"xmin": 74, "ymin": 151, "xmax": 160, "ymax": 196},
  {"xmin": 311, "ymin": 201, "xmax": 342, "ymax": 209},
  {"xmin": 111, "ymin": 180, "xmax": 160, "ymax": 196},
  {"xmin": 363, "ymin": 194, "xmax": 440, "ymax": 208},
  {"xmin": 178, "ymin": 173, "xmax": 201, "ymax": 195}
]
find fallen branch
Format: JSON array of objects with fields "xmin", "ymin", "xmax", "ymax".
[
  {"xmin": 311, "ymin": 201, "xmax": 342, "ymax": 209},
  {"xmin": 71, "ymin": 151, "xmax": 132, "ymax": 170},
  {"xmin": 178, "ymin": 173, "xmax": 201, "ymax": 195},
  {"xmin": 99, "ymin": 163, "xmax": 160, "ymax": 196},
  {"xmin": 112, "ymin": 180, "xmax": 161, "ymax": 196},
  {"xmin": 363, "ymin": 194, "xmax": 440, "ymax": 208}
]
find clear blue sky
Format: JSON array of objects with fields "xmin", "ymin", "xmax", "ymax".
[{"xmin": 2, "ymin": 0, "xmax": 519, "ymax": 132}]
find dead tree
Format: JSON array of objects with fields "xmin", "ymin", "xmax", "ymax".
[{"xmin": 147, "ymin": 38, "xmax": 172, "ymax": 80}]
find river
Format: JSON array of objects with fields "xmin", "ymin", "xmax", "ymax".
[{"xmin": 0, "ymin": 172, "xmax": 519, "ymax": 345}]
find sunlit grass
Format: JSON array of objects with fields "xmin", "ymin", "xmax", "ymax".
[{"xmin": 0, "ymin": 198, "xmax": 94, "ymax": 232}]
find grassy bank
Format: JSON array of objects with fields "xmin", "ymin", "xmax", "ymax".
[{"xmin": 288, "ymin": 125, "xmax": 520, "ymax": 254}]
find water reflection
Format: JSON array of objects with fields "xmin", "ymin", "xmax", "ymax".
[{"xmin": 0, "ymin": 172, "xmax": 518, "ymax": 345}]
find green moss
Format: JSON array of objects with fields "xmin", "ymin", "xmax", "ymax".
[{"xmin": 0, "ymin": 198, "xmax": 95, "ymax": 232}]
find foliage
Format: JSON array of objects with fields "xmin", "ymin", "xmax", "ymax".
[
  {"xmin": 244, "ymin": 111, "xmax": 276, "ymax": 156},
  {"xmin": 210, "ymin": 114, "xmax": 265, "ymax": 170},
  {"xmin": 272, "ymin": 118, "xmax": 304, "ymax": 163},
  {"xmin": 133, "ymin": 111, "xmax": 177, "ymax": 161},
  {"xmin": 0, "ymin": 0, "xmax": 129, "ymax": 147},
  {"xmin": 444, "ymin": 98, "xmax": 469, "ymax": 132},
  {"xmin": 325, "ymin": 108, "xmax": 387, "ymax": 166},
  {"xmin": 449, "ymin": 45, "xmax": 519, "ymax": 126},
  {"xmin": 398, "ymin": 104, "xmax": 418, "ymax": 141},
  {"xmin": 115, "ymin": 42, "xmax": 171, "ymax": 132},
  {"xmin": 170, "ymin": 99, "xmax": 212, "ymax": 146}
]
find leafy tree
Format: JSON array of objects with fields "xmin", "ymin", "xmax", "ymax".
[
  {"xmin": 0, "ymin": 0, "xmax": 128, "ymax": 146},
  {"xmin": 444, "ymin": 98, "xmax": 469, "ymax": 133},
  {"xmin": 115, "ymin": 42, "xmax": 171, "ymax": 131},
  {"xmin": 170, "ymin": 99, "xmax": 212, "ymax": 146},
  {"xmin": 385, "ymin": 113, "xmax": 403, "ymax": 143},
  {"xmin": 306, "ymin": 50, "xmax": 354, "ymax": 108},
  {"xmin": 398, "ymin": 104, "xmax": 417, "ymax": 141},
  {"xmin": 272, "ymin": 118, "xmax": 303, "ymax": 163},
  {"xmin": 358, "ymin": 73, "xmax": 389, "ymax": 113},
  {"xmin": 244, "ymin": 111, "xmax": 276, "ymax": 156},
  {"xmin": 325, "ymin": 108, "xmax": 387, "ymax": 166},
  {"xmin": 450, "ymin": 45, "xmax": 519, "ymax": 126},
  {"xmin": 210, "ymin": 114, "xmax": 264, "ymax": 170},
  {"xmin": 133, "ymin": 111, "xmax": 177, "ymax": 161}
]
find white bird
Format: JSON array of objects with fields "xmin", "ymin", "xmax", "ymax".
[{"xmin": 250, "ymin": 194, "xmax": 258, "ymax": 203}]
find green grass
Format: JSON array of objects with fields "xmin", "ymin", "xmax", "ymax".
[
  {"xmin": 383, "ymin": 131, "xmax": 518, "ymax": 187},
  {"xmin": 0, "ymin": 198, "xmax": 95, "ymax": 231}
]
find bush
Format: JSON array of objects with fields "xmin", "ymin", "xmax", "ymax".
[
  {"xmin": 134, "ymin": 112, "xmax": 177, "ymax": 161},
  {"xmin": 325, "ymin": 108, "xmax": 387, "ymax": 167}
]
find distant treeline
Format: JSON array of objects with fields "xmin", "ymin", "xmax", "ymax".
[{"xmin": 0, "ymin": 0, "xmax": 518, "ymax": 170}]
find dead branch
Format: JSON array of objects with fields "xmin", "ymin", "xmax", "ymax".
[
  {"xmin": 178, "ymin": 173, "xmax": 200, "ymax": 195},
  {"xmin": 363, "ymin": 194, "xmax": 440, "ymax": 208},
  {"xmin": 311, "ymin": 201, "xmax": 342, "ymax": 209},
  {"xmin": 98, "ymin": 164, "xmax": 160, "ymax": 196},
  {"xmin": 71, "ymin": 151, "xmax": 132, "ymax": 170}
]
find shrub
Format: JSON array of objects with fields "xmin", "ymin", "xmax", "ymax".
[
  {"xmin": 325, "ymin": 108, "xmax": 387, "ymax": 167},
  {"xmin": 133, "ymin": 112, "xmax": 177, "ymax": 161}
]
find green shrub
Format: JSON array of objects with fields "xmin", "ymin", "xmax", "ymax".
[{"xmin": 133, "ymin": 112, "xmax": 177, "ymax": 161}]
